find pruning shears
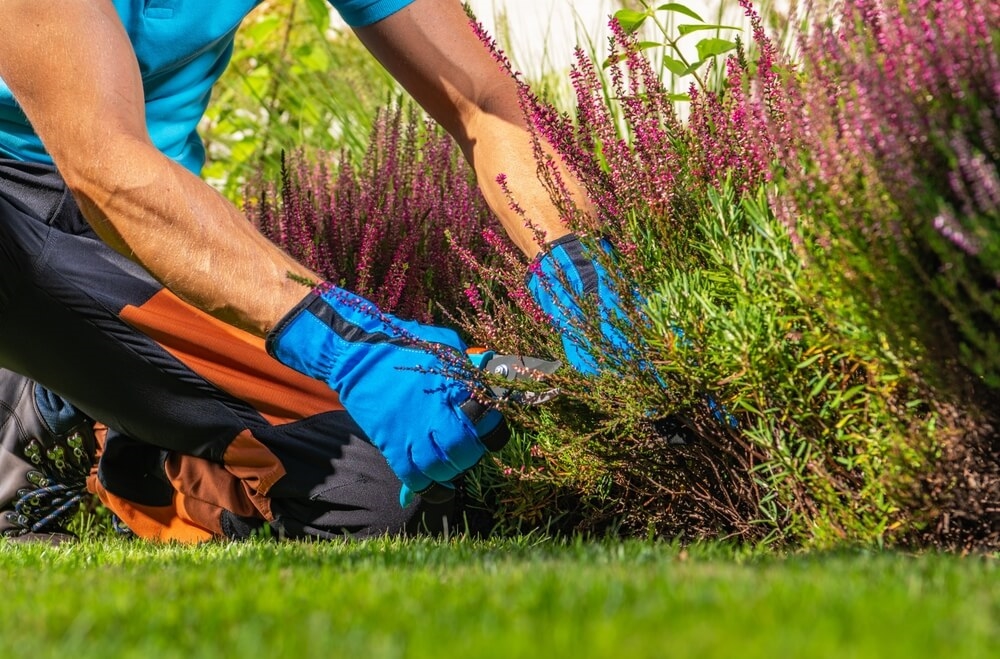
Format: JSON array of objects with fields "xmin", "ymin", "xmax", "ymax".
[
  {"xmin": 467, "ymin": 349, "xmax": 562, "ymax": 405},
  {"xmin": 403, "ymin": 350, "xmax": 562, "ymax": 506}
]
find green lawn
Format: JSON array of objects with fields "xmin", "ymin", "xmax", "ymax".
[{"xmin": 1, "ymin": 537, "xmax": 997, "ymax": 659}]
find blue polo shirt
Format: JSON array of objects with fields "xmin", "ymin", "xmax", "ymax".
[{"xmin": 0, "ymin": 0, "xmax": 413, "ymax": 174}]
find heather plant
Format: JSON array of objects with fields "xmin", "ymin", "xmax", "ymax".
[
  {"xmin": 758, "ymin": 0, "xmax": 1000, "ymax": 547},
  {"xmin": 244, "ymin": 103, "xmax": 499, "ymax": 324},
  {"xmin": 641, "ymin": 187, "xmax": 944, "ymax": 546},
  {"xmin": 456, "ymin": 12, "xmax": 789, "ymax": 542},
  {"xmin": 456, "ymin": 4, "xmax": 987, "ymax": 548},
  {"xmin": 239, "ymin": 2, "xmax": 996, "ymax": 550},
  {"xmin": 769, "ymin": 0, "xmax": 1000, "ymax": 392}
]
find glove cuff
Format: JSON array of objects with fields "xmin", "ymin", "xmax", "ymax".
[
  {"xmin": 265, "ymin": 287, "xmax": 318, "ymax": 354},
  {"xmin": 265, "ymin": 286, "xmax": 337, "ymax": 382},
  {"xmin": 525, "ymin": 233, "xmax": 601, "ymax": 295},
  {"xmin": 525, "ymin": 234, "xmax": 624, "ymax": 377}
]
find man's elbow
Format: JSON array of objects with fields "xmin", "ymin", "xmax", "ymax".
[{"xmin": 51, "ymin": 131, "xmax": 157, "ymax": 201}]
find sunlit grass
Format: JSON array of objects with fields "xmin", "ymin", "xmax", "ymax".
[{"xmin": 2, "ymin": 536, "xmax": 998, "ymax": 658}]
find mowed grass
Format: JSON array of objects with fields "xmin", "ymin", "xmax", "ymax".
[{"xmin": 1, "ymin": 536, "xmax": 997, "ymax": 659}]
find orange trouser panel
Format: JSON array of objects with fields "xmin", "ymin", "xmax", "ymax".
[
  {"xmin": 87, "ymin": 428, "xmax": 280, "ymax": 542},
  {"xmin": 119, "ymin": 288, "xmax": 343, "ymax": 426},
  {"xmin": 88, "ymin": 474, "xmax": 214, "ymax": 544},
  {"xmin": 112, "ymin": 289, "xmax": 317, "ymax": 537}
]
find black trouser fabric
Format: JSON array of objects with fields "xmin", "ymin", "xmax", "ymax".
[{"xmin": 0, "ymin": 159, "xmax": 453, "ymax": 539}]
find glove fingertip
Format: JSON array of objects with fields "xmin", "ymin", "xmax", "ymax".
[{"xmin": 399, "ymin": 484, "xmax": 416, "ymax": 508}]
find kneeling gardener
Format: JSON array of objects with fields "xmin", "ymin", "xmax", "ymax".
[{"xmin": 0, "ymin": 0, "xmax": 629, "ymax": 542}]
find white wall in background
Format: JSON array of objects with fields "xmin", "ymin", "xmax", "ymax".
[
  {"xmin": 464, "ymin": 0, "xmax": 624, "ymax": 74},
  {"xmin": 329, "ymin": 2, "xmax": 765, "ymax": 78},
  {"xmin": 465, "ymin": 0, "xmax": 723, "ymax": 76},
  {"xmin": 328, "ymin": 1, "xmax": 780, "ymax": 85}
]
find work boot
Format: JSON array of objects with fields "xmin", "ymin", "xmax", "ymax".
[{"xmin": 0, "ymin": 369, "xmax": 96, "ymax": 543}]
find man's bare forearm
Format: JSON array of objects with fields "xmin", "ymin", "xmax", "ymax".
[
  {"xmin": 0, "ymin": 0, "xmax": 315, "ymax": 337},
  {"xmin": 355, "ymin": 1, "xmax": 590, "ymax": 259},
  {"xmin": 461, "ymin": 106, "xmax": 586, "ymax": 258},
  {"xmin": 68, "ymin": 137, "xmax": 316, "ymax": 335}
]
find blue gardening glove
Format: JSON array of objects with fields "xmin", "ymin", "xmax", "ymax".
[
  {"xmin": 526, "ymin": 234, "xmax": 738, "ymax": 428},
  {"xmin": 266, "ymin": 284, "xmax": 506, "ymax": 507},
  {"xmin": 526, "ymin": 234, "xmax": 637, "ymax": 376}
]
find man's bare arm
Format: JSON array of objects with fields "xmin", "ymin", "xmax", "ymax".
[
  {"xmin": 354, "ymin": 0, "xmax": 587, "ymax": 258},
  {"xmin": 0, "ymin": 0, "xmax": 315, "ymax": 335}
]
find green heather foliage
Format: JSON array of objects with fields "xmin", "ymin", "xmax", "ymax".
[
  {"xmin": 759, "ymin": 0, "xmax": 1000, "ymax": 548},
  {"xmin": 245, "ymin": 2, "xmax": 997, "ymax": 550},
  {"xmin": 770, "ymin": 0, "xmax": 1000, "ymax": 393}
]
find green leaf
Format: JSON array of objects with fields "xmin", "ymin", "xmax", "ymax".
[
  {"xmin": 796, "ymin": 353, "xmax": 824, "ymax": 370},
  {"xmin": 696, "ymin": 38, "xmax": 738, "ymax": 60},
  {"xmin": 303, "ymin": 0, "xmax": 331, "ymax": 32},
  {"xmin": 241, "ymin": 66, "xmax": 272, "ymax": 97},
  {"xmin": 294, "ymin": 43, "xmax": 330, "ymax": 73},
  {"xmin": 655, "ymin": 3, "xmax": 705, "ymax": 22},
  {"xmin": 242, "ymin": 15, "xmax": 282, "ymax": 45},
  {"xmin": 668, "ymin": 92, "xmax": 691, "ymax": 102},
  {"xmin": 809, "ymin": 373, "xmax": 832, "ymax": 399},
  {"xmin": 677, "ymin": 23, "xmax": 741, "ymax": 36},
  {"xmin": 613, "ymin": 8, "xmax": 650, "ymax": 33},
  {"xmin": 637, "ymin": 40, "xmax": 664, "ymax": 51},
  {"xmin": 683, "ymin": 60, "xmax": 705, "ymax": 75},
  {"xmin": 841, "ymin": 384, "xmax": 867, "ymax": 401},
  {"xmin": 662, "ymin": 55, "xmax": 689, "ymax": 76}
]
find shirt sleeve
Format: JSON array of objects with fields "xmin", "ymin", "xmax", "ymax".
[{"xmin": 328, "ymin": 0, "xmax": 417, "ymax": 27}]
